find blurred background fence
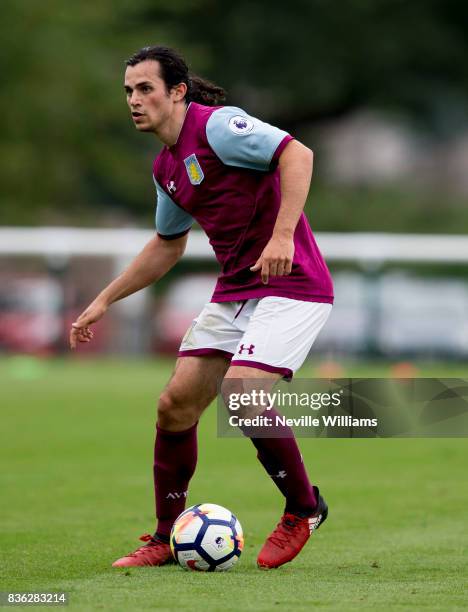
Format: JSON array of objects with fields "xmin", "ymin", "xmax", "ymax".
[
  {"xmin": 2, "ymin": 228, "xmax": 468, "ymax": 359},
  {"xmin": 1, "ymin": 0, "xmax": 467, "ymax": 363}
]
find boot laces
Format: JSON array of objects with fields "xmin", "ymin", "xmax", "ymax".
[
  {"xmin": 268, "ymin": 514, "xmax": 302, "ymax": 549},
  {"xmin": 126, "ymin": 534, "xmax": 166, "ymax": 558}
]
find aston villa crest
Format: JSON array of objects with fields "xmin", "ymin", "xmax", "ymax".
[{"xmin": 184, "ymin": 154, "xmax": 204, "ymax": 185}]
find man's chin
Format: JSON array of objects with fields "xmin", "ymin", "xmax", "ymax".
[{"xmin": 134, "ymin": 124, "xmax": 154, "ymax": 133}]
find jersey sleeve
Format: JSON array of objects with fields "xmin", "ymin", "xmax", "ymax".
[
  {"xmin": 154, "ymin": 178, "xmax": 194, "ymax": 240},
  {"xmin": 206, "ymin": 106, "xmax": 294, "ymax": 171}
]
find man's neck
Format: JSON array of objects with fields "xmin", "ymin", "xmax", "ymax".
[{"xmin": 155, "ymin": 102, "xmax": 189, "ymax": 147}]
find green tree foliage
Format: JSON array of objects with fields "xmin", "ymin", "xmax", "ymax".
[
  {"xmin": 0, "ymin": 0, "xmax": 467, "ymax": 226},
  {"xmin": 0, "ymin": 0, "xmax": 169, "ymax": 225}
]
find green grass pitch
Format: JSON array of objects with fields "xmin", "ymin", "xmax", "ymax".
[{"xmin": 1, "ymin": 357, "xmax": 467, "ymax": 611}]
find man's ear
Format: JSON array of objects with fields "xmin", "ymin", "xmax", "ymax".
[{"xmin": 172, "ymin": 82, "xmax": 187, "ymax": 102}]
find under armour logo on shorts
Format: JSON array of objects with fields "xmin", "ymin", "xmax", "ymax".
[{"xmin": 238, "ymin": 344, "xmax": 255, "ymax": 355}]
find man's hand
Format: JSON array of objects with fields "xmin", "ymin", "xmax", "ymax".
[
  {"xmin": 70, "ymin": 300, "xmax": 108, "ymax": 349},
  {"xmin": 250, "ymin": 234, "xmax": 295, "ymax": 284},
  {"xmin": 249, "ymin": 140, "xmax": 312, "ymax": 285}
]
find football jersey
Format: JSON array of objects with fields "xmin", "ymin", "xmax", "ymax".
[{"xmin": 153, "ymin": 102, "xmax": 333, "ymax": 304}]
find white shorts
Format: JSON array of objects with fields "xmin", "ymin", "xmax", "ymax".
[{"xmin": 178, "ymin": 296, "xmax": 332, "ymax": 379}]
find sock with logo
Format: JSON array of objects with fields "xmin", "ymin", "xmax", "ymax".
[
  {"xmin": 153, "ymin": 422, "xmax": 198, "ymax": 539},
  {"xmin": 247, "ymin": 409, "xmax": 318, "ymax": 515}
]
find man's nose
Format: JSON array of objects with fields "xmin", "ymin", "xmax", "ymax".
[{"xmin": 130, "ymin": 92, "xmax": 141, "ymax": 107}]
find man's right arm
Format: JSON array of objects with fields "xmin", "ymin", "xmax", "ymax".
[{"xmin": 69, "ymin": 233, "xmax": 187, "ymax": 349}]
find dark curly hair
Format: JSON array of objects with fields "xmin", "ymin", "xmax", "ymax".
[{"xmin": 126, "ymin": 46, "xmax": 226, "ymax": 106}]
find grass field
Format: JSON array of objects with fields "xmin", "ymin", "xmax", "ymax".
[{"xmin": 1, "ymin": 357, "xmax": 467, "ymax": 611}]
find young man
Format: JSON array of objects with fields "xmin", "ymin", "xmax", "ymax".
[{"xmin": 70, "ymin": 46, "xmax": 334, "ymax": 569}]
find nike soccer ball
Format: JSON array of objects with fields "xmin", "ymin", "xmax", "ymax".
[{"xmin": 170, "ymin": 503, "xmax": 244, "ymax": 571}]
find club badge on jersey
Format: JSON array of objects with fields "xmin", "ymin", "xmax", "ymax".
[{"xmin": 184, "ymin": 154, "xmax": 204, "ymax": 185}]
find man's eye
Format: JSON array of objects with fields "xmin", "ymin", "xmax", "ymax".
[{"xmin": 142, "ymin": 86, "xmax": 152, "ymax": 93}]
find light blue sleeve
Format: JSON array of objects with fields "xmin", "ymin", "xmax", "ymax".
[
  {"xmin": 206, "ymin": 106, "xmax": 291, "ymax": 171},
  {"xmin": 154, "ymin": 178, "xmax": 194, "ymax": 239}
]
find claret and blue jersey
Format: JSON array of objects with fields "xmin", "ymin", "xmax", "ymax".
[{"xmin": 153, "ymin": 102, "xmax": 333, "ymax": 304}]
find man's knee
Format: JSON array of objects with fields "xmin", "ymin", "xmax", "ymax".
[
  {"xmin": 158, "ymin": 389, "xmax": 187, "ymax": 428},
  {"xmin": 220, "ymin": 373, "xmax": 278, "ymax": 420},
  {"xmin": 220, "ymin": 377, "xmax": 260, "ymax": 420},
  {"xmin": 157, "ymin": 388, "xmax": 206, "ymax": 430},
  {"xmin": 220, "ymin": 377, "xmax": 244, "ymax": 411}
]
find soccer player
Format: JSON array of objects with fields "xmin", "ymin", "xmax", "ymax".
[{"xmin": 70, "ymin": 46, "xmax": 334, "ymax": 569}]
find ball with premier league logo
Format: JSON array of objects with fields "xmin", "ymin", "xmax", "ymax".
[{"xmin": 170, "ymin": 503, "xmax": 244, "ymax": 571}]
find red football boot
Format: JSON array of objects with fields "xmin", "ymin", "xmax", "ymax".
[
  {"xmin": 257, "ymin": 490, "xmax": 328, "ymax": 569},
  {"xmin": 112, "ymin": 534, "xmax": 175, "ymax": 568}
]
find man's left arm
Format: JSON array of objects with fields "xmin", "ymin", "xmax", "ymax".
[{"xmin": 250, "ymin": 140, "xmax": 313, "ymax": 284}]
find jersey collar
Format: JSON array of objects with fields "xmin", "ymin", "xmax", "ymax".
[{"xmin": 168, "ymin": 102, "xmax": 193, "ymax": 152}]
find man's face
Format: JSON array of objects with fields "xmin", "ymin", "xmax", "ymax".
[{"xmin": 124, "ymin": 60, "xmax": 176, "ymax": 132}]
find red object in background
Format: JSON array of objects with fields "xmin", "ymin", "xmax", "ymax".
[
  {"xmin": 315, "ymin": 360, "xmax": 345, "ymax": 378},
  {"xmin": 0, "ymin": 277, "xmax": 63, "ymax": 354},
  {"xmin": 0, "ymin": 277, "xmax": 109, "ymax": 354},
  {"xmin": 390, "ymin": 361, "xmax": 419, "ymax": 378},
  {"xmin": 0, "ymin": 311, "xmax": 61, "ymax": 355}
]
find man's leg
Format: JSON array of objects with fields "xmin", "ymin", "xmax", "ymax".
[
  {"xmin": 222, "ymin": 365, "xmax": 327, "ymax": 570},
  {"xmin": 113, "ymin": 354, "xmax": 230, "ymax": 567},
  {"xmin": 222, "ymin": 366, "xmax": 318, "ymax": 514},
  {"xmin": 154, "ymin": 355, "xmax": 230, "ymax": 538}
]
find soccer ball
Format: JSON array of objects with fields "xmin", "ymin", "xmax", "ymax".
[{"xmin": 170, "ymin": 503, "xmax": 244, "ymax": 571}]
